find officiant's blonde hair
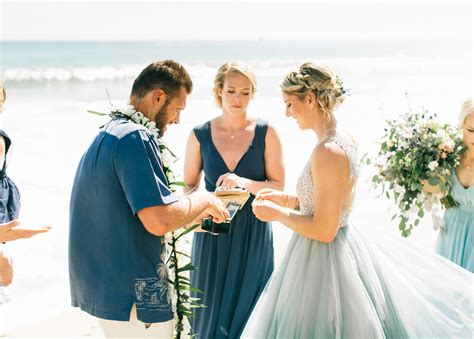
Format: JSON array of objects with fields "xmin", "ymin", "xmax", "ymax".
[
  {"xmin": 213, "ymin": 61, "xmax": 257, "ymax": 108},
  {"xmin": 458, "ymin": 98, "xmax": 474, "ymax": 128},
  {"xmin": 281, "ymin": 63, "xmax": 345, "ymax": 122}
]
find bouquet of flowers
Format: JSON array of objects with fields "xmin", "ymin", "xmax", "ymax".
[{"xmin": 368, "ymin": 109, "xmax": 465, "ymax": 237}]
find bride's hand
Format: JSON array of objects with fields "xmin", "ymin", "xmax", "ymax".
[
  {"xmin": 252, "ymin": 199, "xmax": 280, "ymax": 222},
  {"xmin": 255, "ymin": 188, "xmax": 288, "ymax": 207}
]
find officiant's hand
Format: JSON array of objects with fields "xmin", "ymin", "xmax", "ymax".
[
  {"xmin": 252, "ymin": 199, "xmax": 280, "ymax": 222},
  {"xmin": 0, "ymin": 220, "xmax": 51, "ymax": 243},
  {"xmin": 0, "ymin": 249, "xmax": 13, "ymax": 286},
  {"xmin": 216, "ymin": 173, "xmax": 249, "ymax": 191},
  {"xmin": 255, "ymin": 188, "xmax": 287, "ymax": 207}
]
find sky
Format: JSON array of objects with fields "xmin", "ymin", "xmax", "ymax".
[{"xmin": 0, "ymin": 0, "xmax": 472, "ymax": 41}]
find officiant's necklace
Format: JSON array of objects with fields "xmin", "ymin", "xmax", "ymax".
[{"xmin": 224, "ymin": 120, "xmax": 248, "ymax": 139}]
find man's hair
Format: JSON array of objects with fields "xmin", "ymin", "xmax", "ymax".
[{"xmin": 130, "ymin": 60, "xmax": 193, "ymax": 99}]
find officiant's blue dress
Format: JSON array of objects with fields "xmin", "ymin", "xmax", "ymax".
[
  {"xmin": 190, "ymin": 119, "xmax": 274, "ymax": 339},
  {"xmin": 435, "ymin": 171, "xmax": 474, "ymax": 272}
]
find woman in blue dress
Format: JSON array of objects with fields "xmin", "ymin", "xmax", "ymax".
[
  {"xmin": 243, "ymin": 63, "xmax": 472, "ymax": 338},
  {"xmin": 435, "ymin": 97, "xmax": 474, "ymax": 272},
  {"xmin": 184, "ymin": 61, "xmax": 285, "ymax": 338}
]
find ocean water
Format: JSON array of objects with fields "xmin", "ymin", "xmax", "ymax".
[{"xmin": 0, "ymin": 40, "xmax": 472, "ymax": 334}]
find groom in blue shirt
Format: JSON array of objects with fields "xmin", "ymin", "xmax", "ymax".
[{"xmin": 69, "ymin": 60, "xmax": 228, "ymax": 337}]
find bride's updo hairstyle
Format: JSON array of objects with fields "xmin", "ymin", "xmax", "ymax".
[{"xmin": 280, "ymin": 63, "xmax": 345, "ymax": 121}]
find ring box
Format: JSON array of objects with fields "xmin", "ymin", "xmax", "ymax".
[{"xmin": 201, "ymin": 188, "xmax": 250, "ymax": 234}]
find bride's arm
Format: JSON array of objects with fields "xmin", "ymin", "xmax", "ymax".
[
  {"xmin": 255, "ymin": 189, "xmax": 300, "ymax": 210},
  {"xmin": 253, "ymin": 143, "xmax": 348, "ymax": 243}
]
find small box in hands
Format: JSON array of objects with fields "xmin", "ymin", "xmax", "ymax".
[
  {"xmin": 201, "ymin": 201, "xmax": 241, "ymax": 234},
  {"xmin": 201, "ymin": 188, "xmax": 250, "ymax": 234}
]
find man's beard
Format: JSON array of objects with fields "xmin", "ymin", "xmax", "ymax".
[{"xmin": 154, "ymin": 99, "xmax": 170, "ymax": 138}]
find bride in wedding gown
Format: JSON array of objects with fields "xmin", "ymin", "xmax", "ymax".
[{"xmin": 243, "ymin": 62, "xmax": 473, "ymax": 338}]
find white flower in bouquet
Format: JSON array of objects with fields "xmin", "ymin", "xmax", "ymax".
[
  {"xmin": 424, "ymin": 198, "xmax": 433, "ymax": 212},
  {"xmin": 432, "ymin": 205, "xmax": 446, "ymax": 230},
  {"xmin": 394, "ymin": 184, "xmax": 406, "ymax": 194},
  {"xmin": 436, "ymin": 129, "xmax": 447, "ymax": 138},
  {"xmin": 439, "ymin": 139, "xmax": 455, "ymax": 153},
  {"xmin": 428, "ymin": 161, "xmax": 439, "ymax": 171},
  {"xmin": 366, "ymin": 108, "xmax": 464, "ymax": 237}
]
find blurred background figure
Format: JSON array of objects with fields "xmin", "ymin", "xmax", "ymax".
[
  {"xmin": 435, "ymin": 98, "xmax": 474, "ymax": 272},
  {"xmin": 0, "ymin": 81, "xmax": 50, "ymax": 304}
]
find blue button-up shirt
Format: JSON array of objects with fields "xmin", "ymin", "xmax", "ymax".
[{"xmin": 69, "ymin": 118, "xmax": 178, "ymax": 323}]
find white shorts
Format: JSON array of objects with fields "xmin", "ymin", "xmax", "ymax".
[{"xmin": 98, "ymin": 304, "xmax": 173, "ymax": 338}]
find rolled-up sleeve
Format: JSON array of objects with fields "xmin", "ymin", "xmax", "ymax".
[{"xmin": 114, "ymin": 131, "xmax": 179, "ymax": 214}]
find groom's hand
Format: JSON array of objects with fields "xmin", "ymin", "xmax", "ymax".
[{"xmin": 205, "ymin": 195, "xmax": 230, "ymax": 223}]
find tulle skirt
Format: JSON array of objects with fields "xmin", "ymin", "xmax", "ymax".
[{"xmin": 242, "ymin": 225, "xmax": 473, "ymax": 338}]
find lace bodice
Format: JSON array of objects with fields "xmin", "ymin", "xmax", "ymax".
[{"xmin": 295, "ymin": 133, "xmax": 360, "ymax": 227}]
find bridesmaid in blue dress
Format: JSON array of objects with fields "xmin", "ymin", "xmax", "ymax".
[
  {"xmin": 436, "ymin": 98, "xmax": 474, "ymax": 272},
  {"xmin": 244, "ymin": 63, "xmax": 472, "ymax": 338},
  {"xmin": 184, "ymin": 61, "xmax": 285, "ymax": 338}
]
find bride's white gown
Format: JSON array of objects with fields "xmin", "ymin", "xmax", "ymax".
[{"xmin": 243, "ymin": 133, "xmax": 473, "ymax": 338}]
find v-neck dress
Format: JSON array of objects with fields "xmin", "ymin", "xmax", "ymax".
[
  {"xmin": 190, "ymin": 119, "xmax": 274, "ymax": 339},
  {"xmin": 435, "ymin": 171, "xmax": 474, "ymax": 272}
]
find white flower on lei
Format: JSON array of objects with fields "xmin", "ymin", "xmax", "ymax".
[{"xmin": 111, "ymin": 105, "xmax": 160, "ymax": 139}]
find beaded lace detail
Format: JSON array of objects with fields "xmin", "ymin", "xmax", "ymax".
[{"xmin": 295, "ymin": 133, "xmax": 360, "ymax": 227}]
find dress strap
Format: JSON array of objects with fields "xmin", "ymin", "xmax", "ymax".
[
  {"xmin": 193, "ymin": 121, "xmax": 211, "ymax": 144},
  {"xmin": 254, "ymin": 118, "xmax": 269, "ymax": 149},
  {"xmin": 0, "ymin": 130, "xmax": 12, "ymax": 154}
]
